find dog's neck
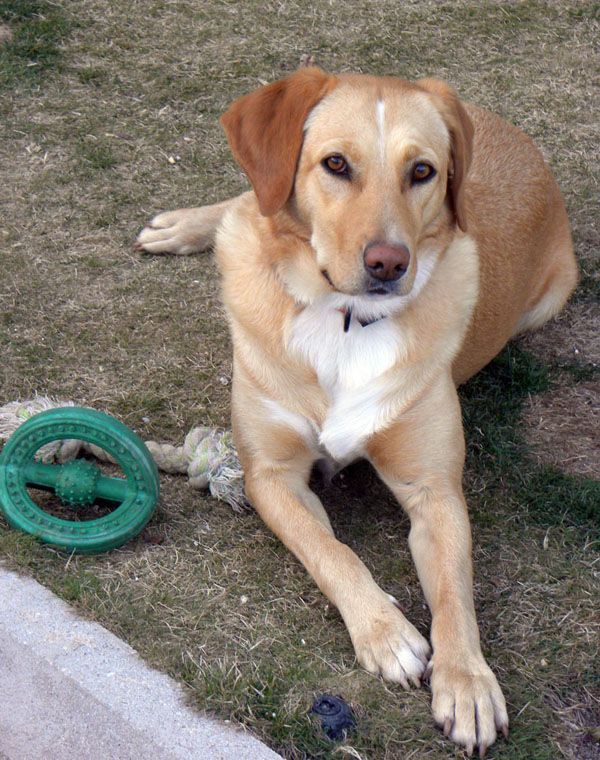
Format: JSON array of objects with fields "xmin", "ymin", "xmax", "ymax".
[{"xmin": 340, "ymin": 307, "xmax": 386, "ymax": 332}]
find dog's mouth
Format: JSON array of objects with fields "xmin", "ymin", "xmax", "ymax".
[
  {"xmin": 317, "ymin": 272, "xmax": 412, "ymax": 329},
  {"xmin": 321, "ymin": 269, "xmax": 400, "ymax": 298},
  {"xmin": 321, "ymin": 269, "xmax": 335, "ymax": 288},
  {"xmin": 365, "ymin": 282, "xmax": 399, "ymax": 296}
]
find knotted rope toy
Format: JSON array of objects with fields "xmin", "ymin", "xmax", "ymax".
[{"xmin": 0, "ymin": 397, "xmax": 247, "ymax": 553}]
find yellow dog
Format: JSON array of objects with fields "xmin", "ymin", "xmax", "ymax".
[{"xmin": 137, "ymin": 68, "xmax": 577, "ymax": 755}]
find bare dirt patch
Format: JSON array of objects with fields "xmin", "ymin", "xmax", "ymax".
[
  {"xmin": 522, "ymin": 380, "xmax": 600, "ymax": 477},
  {"xmin": 520, "ymin": 301, "xmax": 600, "ymax": 478},
  {"xmin": 521, "ymin": 301, "xmax": 600, "ymax": 368}
]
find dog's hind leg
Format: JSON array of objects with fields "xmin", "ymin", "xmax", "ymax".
[
  {"xmin": 512, "ymin": 248, "xmax": 578, "ymax": 335},
  {"xmin": 135, "ymin": 197, "xmax": 236, "ymax": 255},
  {"xmin": 513, "ymin": 191, "xmax": 578, "ymax": 336}
]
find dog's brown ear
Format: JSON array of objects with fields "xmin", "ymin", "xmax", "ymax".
[
  {"xmin": 221, "ymin": 68, "xmax": 337, "ymax": 216},
  {"xmin": 417, "ymin": 79, "xmax": 474, "ymax": 232}
]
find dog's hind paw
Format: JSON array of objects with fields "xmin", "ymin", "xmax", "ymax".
[{"xmin": 135, "ymin": 203, "xmax": 228, "ymax": 255}]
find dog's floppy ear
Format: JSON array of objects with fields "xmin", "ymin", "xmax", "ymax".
[
  {"xmin": 417, "ymin": 79, "xmax": 474, "ymax": 232},
  {"xmin": 221, "ymin": 68, "xmax": 337, "ymax": 216}
]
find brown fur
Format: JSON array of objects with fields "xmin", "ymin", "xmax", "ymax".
[{"xmin": 136, "ymin": 68, "xmax": 577, "ymax": 755}]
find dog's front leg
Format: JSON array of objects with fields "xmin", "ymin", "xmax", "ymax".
[
  {"xmin": 368, "ymin": 378, "xmax": 509, "ymax": 756},
  {"xmin": 404, "ymin": 488, "xmax": 508, "ymax": 756},
  {"xmin": 236, "ymin": 417, "xmax": 430, "ymax": 690}
]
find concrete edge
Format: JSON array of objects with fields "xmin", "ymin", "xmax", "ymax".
[{"xmin": 0, "ymin": 566, "xmax": 282, "ymax": 760}]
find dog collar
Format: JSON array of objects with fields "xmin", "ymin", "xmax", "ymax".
[{"xmin": 340, "ymin": 307, "xmax": 386, "ymax": 332}]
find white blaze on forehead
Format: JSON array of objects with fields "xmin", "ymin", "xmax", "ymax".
[{"xmin": 376, "ymin": 99, "xmax": 386, "ymax": 166}]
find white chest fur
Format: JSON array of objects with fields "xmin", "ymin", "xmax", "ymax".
[{"xmin": 286, "ymin": 300, "xmax": 406, "ymax": 462}]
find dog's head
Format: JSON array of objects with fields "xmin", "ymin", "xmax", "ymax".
[{"xmin": 221, "ymin": 68, "xmax": 473, "ymax": 318}]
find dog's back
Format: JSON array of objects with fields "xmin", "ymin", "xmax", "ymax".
[{"xmin": 453, "ymin": 104, "xmax": 576, "ymax": 382}]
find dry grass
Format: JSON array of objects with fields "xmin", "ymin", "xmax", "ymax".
[{"xmin": 1, "ymin": 1, "xmax": 599, "ymax": 758}]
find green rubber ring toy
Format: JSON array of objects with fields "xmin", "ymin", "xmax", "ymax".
[{"xmin": 0, "ymin": 407, "xmax": 160, "ymax": 553}]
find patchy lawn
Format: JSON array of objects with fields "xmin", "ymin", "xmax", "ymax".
[{"xmin": 1, "ymin": 1, "xmax": 599, "ymax": 758}]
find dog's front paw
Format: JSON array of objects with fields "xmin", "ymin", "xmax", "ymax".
[
  {"xmin": 348, "ymin": 596, "xmax": 430, "ymax": 689},
  {"xmin": 428, "ymin": 653, "xmax": 509, "ymax": 757},
  {"xmin": 135, "ymin": 207, "xmax": 217, "ymax": 255}
]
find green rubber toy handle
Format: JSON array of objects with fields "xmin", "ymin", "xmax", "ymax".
[{"xmin": 0, "ymin": 407, "xmax": 160, "ymax": 553}]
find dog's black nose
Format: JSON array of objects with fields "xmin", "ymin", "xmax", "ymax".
[{"xmin": 364, "ymin": 242, "xmax": 410, "ymax": 281}]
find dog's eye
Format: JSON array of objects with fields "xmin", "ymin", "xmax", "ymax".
[
  {"xmin": 322, "ymin": 155, "xmax": 350, "ymax": 177},
  {"xmin": 411, "ymin": 163, "xmax": 435, "ymax": 184}
]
